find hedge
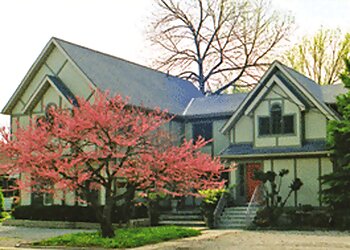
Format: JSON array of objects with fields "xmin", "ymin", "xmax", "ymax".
[{"xmin": 12, "ymin": 205, "xmax": 148, "ymax": 223}]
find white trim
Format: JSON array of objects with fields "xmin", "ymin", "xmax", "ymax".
[
  {"xmin": 51, "ymin": 39, "xmax": 98, "ymax": 93},
  {"xmin": 221, "ymin": 151, "xmax": 331, "ymax": 159},
  {"xmin": 2, "ymin": 39, "xmax": 56, "ymax": 114},
  {"xmin": 220, "ymin": 61, "xmax": 281, "ymax": 134},
  {"xmin": 244, "ymin": 75, "xmax": 305, "ymax": 116},
  {"xmin": 220, "ymin": 60, "xmax": 340, "ymax": 134},
  {"xmin": 182, "ymin": 98, "xmax": 194, "ymax": 115},
  {"xmin": 22, "ymin": 75, "xmax": 73, "ymax": 114},
  {"xmin": 276, "ymin": 62, "xmax": 339, "ymax": 120}
]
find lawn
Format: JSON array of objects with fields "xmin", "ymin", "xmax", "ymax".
[{"xmin": 35, "ymin": 226, "xmax": 201, "ymax": 248}]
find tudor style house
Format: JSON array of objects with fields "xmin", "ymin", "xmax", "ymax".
[{"xmin": 2, "ymin": 37, "xmax": 346, "ymax": 211}]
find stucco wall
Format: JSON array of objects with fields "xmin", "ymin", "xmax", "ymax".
[
  {"xmin": 253, "ymin": 84, "xmax": 301, "ymax": 148},
  {"xmin": 213, "ymin": 119, "xmax": 230, "ymax": 155},
  {"xmin": 229, "ymin": 157, "xmax": 333, "ymax": 207},
  {"xmin": 234, "ymin": 115, "xmax": 253, "ymax": 143},
  {"xmin": 305, "ymin": 109, "xmax": 327, "ymax": 140}
]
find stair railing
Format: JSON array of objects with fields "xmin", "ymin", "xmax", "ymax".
[
  {"xmin": 213, "ymin": 192, "xmax": 227, "ymax": 228},
  {"xmin": 245, "ymin": 184, "xmax": 264, "ymax": 227}
]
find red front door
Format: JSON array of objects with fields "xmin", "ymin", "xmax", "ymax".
[{"xmin": 246, "ymin": 163, "xmax": 262, "ymax": 201}]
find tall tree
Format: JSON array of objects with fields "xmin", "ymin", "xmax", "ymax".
[
  {"xmin": 149, "ymin": 0, "xmax": 293, "ymax": 94},
  {"xmin": 0, "ymin": 92, "xmax": 225, "ymax": 238},
  {"xmin": 284, "ymin": 28, "xmax": 350, "ymax": 85},
  {"xmin": 321, "ymin": 58, "xmax": 350, "ymax": 227}
]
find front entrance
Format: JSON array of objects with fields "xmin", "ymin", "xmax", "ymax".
[{"xmin": 235, "ymin": 162, "xmax": 262, "ymax": 205}]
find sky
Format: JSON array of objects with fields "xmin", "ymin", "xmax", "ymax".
[{"xmin": 1, "ymin": 0, "xmax": 350, "ymax": 128}]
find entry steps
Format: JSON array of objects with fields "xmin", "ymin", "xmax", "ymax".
[
  {"xmin": 159, "ymin": 209, "xmax": 206, "ymax": 228},
  {"xmin": 217, "ymin": 205, "xmax": 260, "ymax": 229}
]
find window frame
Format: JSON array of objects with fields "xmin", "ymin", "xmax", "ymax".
[
  {"xmin": 257, "ymin": 103, "xmax": 296, "ymax": 137},
  {"xmin": 192, "ymin": 121, "xmax": 213, "ymax": 142}
]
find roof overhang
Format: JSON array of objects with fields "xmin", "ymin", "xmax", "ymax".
[
  {"xmin": 22, "ymin": 75, "xmax": 77, "ymax": 114},
  {"xmin": 221, "ymin": 151, "xmax": 331, "ymax": 159}
]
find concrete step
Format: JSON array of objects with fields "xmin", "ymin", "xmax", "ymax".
[
  {"xmin": 158, "ymin": 220, "xmax": 206, "ymax": 227},
  {"xmin": 159, "ymin": 214, "xmax": 202, "ymax": 220},
  {"xmin": 217, "ymin": 224, "xmax": 247, "ymax": 229},
  {"xmin": 161, "ymin": 210, "xmax": 201, "ymax": 215},
  {"xmin": 224, "ymin": 206, "xmax": 260, "ymax": 211},
  {"xmin": 220, "ymin": 214, "xmax": 247, "ymax": 219}
]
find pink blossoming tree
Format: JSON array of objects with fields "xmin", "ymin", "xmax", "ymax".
[{"xmin": 0, "ymin": 91, "xmax": 225, "ymax": 238}]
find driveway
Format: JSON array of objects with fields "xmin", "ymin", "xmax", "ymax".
[
  {"xmin": 0, "ymin": 226, "xmax": 349, "ymax": 250},
  {"xmin": 132, "ymin": 229, "xmax": 350, "ymax": 250}
]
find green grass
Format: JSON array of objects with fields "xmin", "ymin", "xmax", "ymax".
[{"xmin": 35, "ymin": 226, "xmax": 201, "ymax": 248}]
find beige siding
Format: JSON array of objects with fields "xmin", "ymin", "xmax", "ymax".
[
  {"xmin": 20, "ymin": 66, "xmax": 53, "ymax": 105},
  {"xmin": 45, "ymin": 47, "xmax": 67, "ymax": 74},
  {"xmin": 253, "ymin": 84, "xmax": 301, "ymax": 148},
  {"xmin": 184, "ymin": 123, "xmax": 192, "ymax": 140},
  {"xmin": 65, "ymin": 191, "xmax": 75, "ymax": 206},
  {"xmin": 213, "ymin": 120, "xmax": 230, "ymax": 155},
  {"xmin": 58, "ymin": 61, "xmax": 92, "ymax": 99},
  {"xmin": 20, "ymin": 174, "xmax": 31, "ymax": 206},
  {"xmin": 272, "ymin": 159, "xmax": 295, "ymax": 206},
  {"xmin": 234, "ymin": 115, "xmax": 253, "ymax": 143},
  {"xmin": 296, "ymin": 158, "xmax": 319, "ymax": 206},
  {"xmin": 305, "ymin": 109, "xmax": 327, "ymax": 140}
]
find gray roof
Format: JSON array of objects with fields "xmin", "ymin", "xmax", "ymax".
[
  {"xmin": 55, "ymin": 38, "xmax": 203, "ymax": 114},
  {"xmin": 183, "ymin": 93, "xmax": 247, "ymax": 118},
  {"xmin": 280, "ymin": 64, "xmax": 347, "ymax": 105},
  {"xmin": 221, "ymin": 140, "xmax": 329, "ymax": 158},
  {"xmin": 321, "ymin": 84, "xmax": 347, "ymax": 104},
  {"xmin": 48, "ymin": 76, "xmax": 78, "ymax": 106}
]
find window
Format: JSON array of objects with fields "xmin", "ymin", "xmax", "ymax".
[
  {"xmin": 192, "ymin": 122, "xmax": 213, "ymax": 141},
  {"xmin": 43, "ymin": 193, "xmax": 54, "ymax": 206},
  {"xmin": 271, "ymin": 104, "xmax": 282, "ymax": 134},
  {"xmin": 258, "ymin": 103, "xmax": 294, "ymax": 136}
]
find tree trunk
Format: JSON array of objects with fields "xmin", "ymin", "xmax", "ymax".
[{"xmin": 100, "ymin": 190, "xmax": 115, "ymax": 238}]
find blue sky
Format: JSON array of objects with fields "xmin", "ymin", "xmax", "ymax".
[{"xmin": 0, "ymin": 0, "xmax": 349, "ymax": 127}]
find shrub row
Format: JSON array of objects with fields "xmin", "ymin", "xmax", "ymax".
[{"xmin": 12, "ymin": 205, "xmax": 148, "ymax": 223}]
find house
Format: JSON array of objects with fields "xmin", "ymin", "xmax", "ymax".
[{"xmin": 2, "ymin": 37, "xmax": 347, "ymax": 209}]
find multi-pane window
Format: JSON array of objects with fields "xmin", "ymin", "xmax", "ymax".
[
  {"xmin": 258, "ymin": 103, "xmax": 294, "ymax": 136},
  {"xmin": 192, "ymin": 122, "xmax": 213, "ymax": 141}
]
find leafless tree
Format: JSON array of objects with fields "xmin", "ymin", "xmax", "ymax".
[
  {"xmin": 149, "ymin": 0, "xmax": 293, "ymax": 94},
  {"xmin": 284, "ymin": 28, "xmax": 350, "ymax": 85}
]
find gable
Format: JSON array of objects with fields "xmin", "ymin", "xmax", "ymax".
[
  {"xmin": 221, "ymin": 61, "xmax": 340, "ymax": 134},
  {"xmin": 3, "ymin": 40, "xmax": 94, "ymax": 115}
]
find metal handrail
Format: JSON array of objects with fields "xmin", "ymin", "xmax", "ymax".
[
  {"xmin": 245, "ymin": 184, "xmax": 263, "ymax": 226},
  {"xmin": 213, "ymin": 192, "xmax": 227, "ymax": 228}
]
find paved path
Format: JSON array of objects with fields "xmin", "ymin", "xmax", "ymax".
[
  {"xmin": 0, "ymin": 226, "xmax": 350, "ymax": 250},
  {"xmin": 0, "ymin": 226, "xmax": 94, "ymax": 248}
]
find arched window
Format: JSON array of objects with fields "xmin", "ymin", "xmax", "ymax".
[
  {"xmin": 258, "ymin": 103, "xmax": 295, "ymax": 136},
  {"xmin": 271, "ymin": 103, "xmax": 282, "ymax": 134}
]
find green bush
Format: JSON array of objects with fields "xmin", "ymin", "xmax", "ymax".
[
  {"xmin": 12, "ymin": 204, "xmax": 148, "ymax": 223},
  {"xmin": 199, "ymin": 188, "xmax": 226, "ymax": 228}
]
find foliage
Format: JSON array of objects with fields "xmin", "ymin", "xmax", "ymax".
[
  {"xmin": 35, "ymin": 226, "xmax": 200, "ymax": 248},
  {"xmin": 284, "ymin": 28, "xmax": 350, "ymax": 85},
  {"xmin": 253, "ymin": 169, "xmax": 303, "ymax": 226},
  {"xmin": 321, "ymin": 58, "xmax": 350, "ymax": 227},
  {"xmin": 199, "ymin": 188, "xmax": 226, "ymax": 228},
  {"xmin": 199, "ymin": 188, "xmax": 226, "ymax": 204},
  {"xmin": 149, "ymin": 0, "xmax": 293, "ymax": 94},
  {"xmin": 0, "ymin": 91, "xmax": 225, "ymax": 237}
]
